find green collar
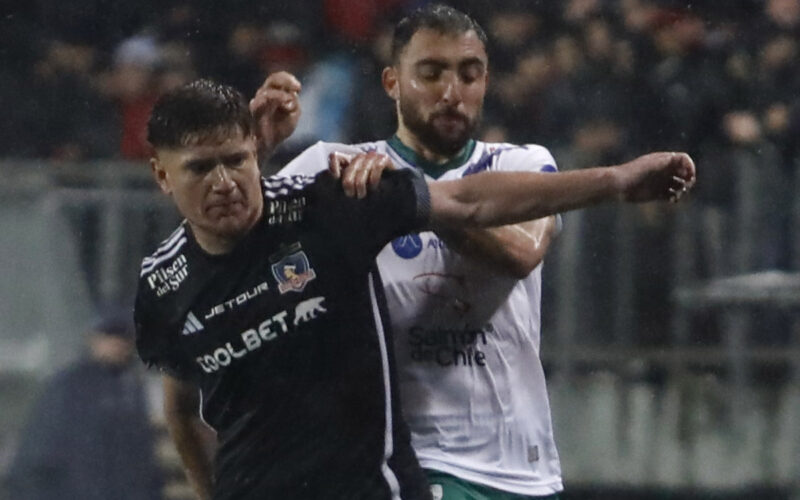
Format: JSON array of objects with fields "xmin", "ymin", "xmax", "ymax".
[{"xmin": 387, "ymin": 135, "xmax": 476, "ymax": 179}]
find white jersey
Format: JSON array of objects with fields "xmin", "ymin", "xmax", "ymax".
[{"xmin": 281, "ymin": 139, "xmax": 563, "ymax": 496}]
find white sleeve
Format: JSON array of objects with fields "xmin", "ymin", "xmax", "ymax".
[
  {"xmin": 278, "ymin": 141, "xmax": 370, "ymax": 176},
  {"xmin": 494, "ymin": 144, "xmax": 558, "ymax": 174}
]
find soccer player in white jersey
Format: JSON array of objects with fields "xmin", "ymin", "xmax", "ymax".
[
  {"xmin": 273, "ymin": 5, "xmax": 561, "ymax": 498},
  {"xmin": 263, "ymin": 4, "xmax": 691, "ymax": 499}
]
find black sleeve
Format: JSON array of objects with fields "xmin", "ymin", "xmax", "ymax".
[
  {"xmin": 311, "ymin": 168, "xmax": 430, "ymax": 258},
  {"xmin": 134, "ymin": 290, "xmax": 194, "ymax": 381}
]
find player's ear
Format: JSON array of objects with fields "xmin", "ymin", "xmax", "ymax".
[
  {"xmin": 382, "ymin": 66, "xmax": 399, "ymax": 101},
  {"xmin": 150, "ymin": 157, "xmax": 172, "ymax": 195}
]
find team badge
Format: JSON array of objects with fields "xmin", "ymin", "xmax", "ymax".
[{"xmin": 271, "ymin": 245, "xmax": 317, "ymax": 294}]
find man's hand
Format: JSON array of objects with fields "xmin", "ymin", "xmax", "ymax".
[
  {"xmin": 614, "ymin": 152, "xmax": 696, "ymax": 203},
  {"xmin": 328, "ymin": 151, "xmax": 397, "ymax": 199},
  {"xmin": 250, "ymin": 71, "xmax": 301, "ymax": 156},
  {"xmin": 426, "ymin": 151, "xmax": 697, "ymax": 231}
]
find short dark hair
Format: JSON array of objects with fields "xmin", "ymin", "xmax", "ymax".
[
  {"xmin": 391, "ymin": 3, "xmax": 488, "ymax": 63},
  {"xmin": 147, "ymin": 79, "xmax": 255, "ymax": 149}
]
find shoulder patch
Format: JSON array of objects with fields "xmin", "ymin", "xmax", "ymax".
[
  {"xmin": 140, "ymin": 224, "xmax": 190, "ymax": 297},
  {"xmin": 140, "ymin": 225, "xmax": 187, "ymax": 276}
]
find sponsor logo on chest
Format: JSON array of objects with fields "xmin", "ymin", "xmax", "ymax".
[
  {"xmin": 203, "ymin": 281, "xmax": 270, "ymax": 321},
  {"xmin": 407, "ymin": 324, "xmax": 493, "ymax": 367},
  {"xmin": 195, "ymin": 296, "xmax": 328, "ymax": 373},
  {"xmin": 147, "ymin": 254, "xmax": 189, "ymax": 297},
  {"xmin": 390, "ymin": 234, "xmax": 447, "ymax": 259}
]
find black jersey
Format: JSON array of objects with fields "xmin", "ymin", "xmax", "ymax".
[{"xmin": 135, "ymin": 170, "xmax": 432, "ymax": 500}]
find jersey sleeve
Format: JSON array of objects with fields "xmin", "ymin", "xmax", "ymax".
[
  {"xmin": 312, "ymin": 168, "xmax": 430, "ymax": 260},
  {"xmin": 493, "ymin": 144, "xmax": 558, "ymax": 174},
  {"xmin": 134, "ymin": 289, "xmax": 193, "ymax": 381}
]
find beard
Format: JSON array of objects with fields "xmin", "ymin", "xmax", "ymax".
[{"xmin": 399, "ymin": 97, "xmax": 480, "ymax": 157}]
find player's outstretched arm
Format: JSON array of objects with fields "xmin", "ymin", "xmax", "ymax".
[
  {"xmin": 163, "ymin": 375, "xmax": 215, "ymax": 500},
  {"xmin": 250, "ymin": 71, "xmax": 302, "ymax": 158},
  {"xmin": 427, "ymin": 152, "xmax": 695, "ymax": 229},
  {"xmin": 329, "ymin": 151, "xmax": 558, "ymax": 278},
  {"xmin": 329, "ymin": 150, "xmax": 695, "ymax": 230}
]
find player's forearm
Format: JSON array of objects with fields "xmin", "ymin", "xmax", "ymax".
[
  {"xmin": 166, "ymin": 415, "xmax": 214, "ymax": 500},
  {"xmin": 436, "ymin": 217, "xmax": 555, "ymax": 279},
  {"xmin": 163, "ymin": 376, "xmax": 214, "ymax": 500},
  {"xmin": 429, "ymin": 167, "xmax": 619, "ymax": 229}
]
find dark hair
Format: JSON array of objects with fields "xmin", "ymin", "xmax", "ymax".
[
  {"xmin": 391, "ymin": 3, "xmax": 488, "ymax": 63},
  {"xmin": 147, "ymin": 79, "xmax": 255, "ymax": 149}
]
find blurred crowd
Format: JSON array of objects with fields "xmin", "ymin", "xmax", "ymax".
[
  {"xmin": 1, "ymin": 0, "xmax": 798, "ymax": 271},
  {"xmin": 1, "ymin": 3, "xmax": 797, "ymax": 496},
  {"xmin": 3, "ymin": 308, "xmax": 199, "ymax": 499}
]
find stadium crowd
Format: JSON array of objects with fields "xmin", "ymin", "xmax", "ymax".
[
  {"xmin": 0, "ymin": 2, "xmax": 797, "ymax": 498},
  {"xmin": 1, "ymin": 0, "xmax": 798, "ymax": 334}
]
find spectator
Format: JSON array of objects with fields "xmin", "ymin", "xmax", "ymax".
[
  {"xmin": 26, "ymin": 40, "xmax": 118, "ymax": 160},
  {"xmin": 101, "ymin": 34, "xmax": 194, "ymax": 160},
  {"xmin": 105, "ymin": 35, "xmax": 163, "ymax": 160},
  {"xmin": 7, "ymin": 308, "xmax": 165, "ymax": 500}
]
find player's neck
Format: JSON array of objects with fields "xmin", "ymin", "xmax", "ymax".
[
  {"xmin": 190, "ymin": 226, "xmax": 243, "ymax": 255},
  {"xmin": 389, "ymin": 131, "xmax": 475, "ymax": 180}
]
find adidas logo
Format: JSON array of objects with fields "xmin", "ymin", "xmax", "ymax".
[{"xmin": 182, "ymin": 312, "xmax": 204, "ymax": 335}]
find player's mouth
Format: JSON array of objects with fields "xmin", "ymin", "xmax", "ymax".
[
  {"xmin": 207, "ymin": 199, "xmax": 245, "ymax": 216},
  {"xmin": 432, "ymin": 111, "xmax": 468, "ymax": 130}
]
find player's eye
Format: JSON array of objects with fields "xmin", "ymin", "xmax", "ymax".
[
  {"xmin": 417, "ymin": 65, "xmax": 442, "ymax": 81},
  {"xmin": 185, "ymin": 159, "xmax": 216, "ymax": 174},
  {"xmin": 222, "ymin": 153, "xmax": 247, "ymax": 168},
  {"xmin": 460, "ymin": 63, "xmax": 484, "ymax": 84}
]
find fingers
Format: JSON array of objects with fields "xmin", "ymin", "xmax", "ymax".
[
  {"xmin": 250, "ymin": 72, "xmax": 302, "ymax": 116},
  {"xmin": 335, "ymin": 152, "xmax": 395, "ymax": 198},
  {"xmin": 354, "ymin": 157, "xmax": 373, "ymax": 199},
  {"xmin": 264, "ymin": 71, "xmax": 302, "ymax": 94},
  {"xmin": 666, "ymin": 152, "xmax": 696, "ymax": 203},
  {"xmin": 670, "ymin": 152, "xmax": 696, "ymax": 184},
  {"xmin": 367, "ymin": 155, "xmax": 396, "ymax": 190},
  {"xmin": 250, "ymin": 88, "xmax": 299, "ymax": 116},
  {"xmin": 668, "ymin": 175, "xmax": 688, "ymax": 203},
  {"xmin": 343, "ymin": 154, "xmax": 372, "ymax": 198},
  {"xmin": 682, "ymin": 153, "xmax": 697, "ymax": 188},
  {"xmin": 328, "ymin": 152, "xmax": 353, "ymax": 179}
]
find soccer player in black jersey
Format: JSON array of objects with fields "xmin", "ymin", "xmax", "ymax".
[{"xmin": 135, "ymin": 79, "xmax": 694, "ymax": 500}]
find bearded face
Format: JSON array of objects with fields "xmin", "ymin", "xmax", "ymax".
[
  {"xmin": 390, "ymin": 28, "xmax": 488, "ymax": 157},
  {"xmin": 399, "ymin": 91, "xmax": 482, "ymax": 156}
]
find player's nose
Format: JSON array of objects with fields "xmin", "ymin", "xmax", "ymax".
[
  {"xmin": 210, "ymin": 164, "xmax": 235, "ymax": 192},
  {"xmin": 440, "ymin": 74, "xmax": 462, "ymax": 104}
]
